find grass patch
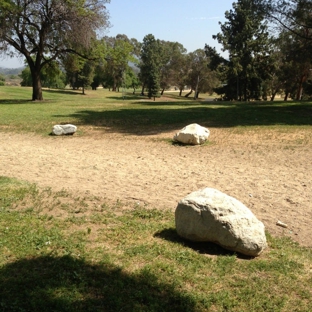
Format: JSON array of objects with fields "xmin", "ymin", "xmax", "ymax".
[
  {"xmin": 0, "ymin": 86, "xmax": 311, "ymax": 136},
  {"xmin": 0, "ymin": 177, "xmax": 311, "ymax": 311}
]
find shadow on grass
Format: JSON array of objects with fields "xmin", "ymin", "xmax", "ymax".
[
  {"xmin": 0, "ymin": 99, "xmax": 35, "ymax": 105},
  {"xmin": 0, "ymin": 255, "xmax": 196, "ymax": 312},
  {"xmin": 154, "ymin": 228, "xmax": 254, "ymax": 260},
  {"xmin": 53, "ymin": 101, "xmax": 312, "ymax": 135},
  {"xmin": 43, "ymin": 89, "xmax": 83, "ymax": 96}
]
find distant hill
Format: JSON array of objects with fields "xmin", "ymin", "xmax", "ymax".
[{"xmin": 0, "ymin": 66, "xmax": 25, "ymax": 76}]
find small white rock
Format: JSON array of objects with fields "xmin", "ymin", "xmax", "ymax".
[{"xmin": 52, "ymin": 124, "xmax": 77, "ymax": 136}]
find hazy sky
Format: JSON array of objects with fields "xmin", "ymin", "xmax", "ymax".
[{"xmin": 0, "ymin": 0, "xmax": 234, "ymax": 68}]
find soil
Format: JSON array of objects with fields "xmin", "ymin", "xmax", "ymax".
[{"xmin": 1, "ymin": 128, "xmax": 311, "ymax": 247}]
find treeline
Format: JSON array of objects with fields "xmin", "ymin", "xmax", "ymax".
[
  {"xmin": 0, "ymin": 0, "xmax": 312, "ymax": 101},
  {"xmin": 19, "ymin": 34, "xmax": 218, "ymax": 99},
  {"xmin": 12, "ymin": 0, "xmax": 312, "ymax": 101},
  {"xmin": 205, "ymin": 0, "xmax": 312, "ymax": 101}
]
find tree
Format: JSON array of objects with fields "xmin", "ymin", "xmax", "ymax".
[
  {"xmin": 0, "ymin": 0, "xmax": 110, "ymax": 100},
  {"xmin": 170, "ymin": 53, "xmax": 192, "ymax": 96},
  {"xmin": 184, "ymin": 49, "xmax": 219, "ymax": 99},
  {"xmin": 157, "ymin": 41, "xmax": 187, "ymax": 95},
  {"xmin": 139, "ymin": 34, "xmax": 162, "ymax": 99},
  {"xmin": 212, "ymin": 0, "xmax": 272, "ymax": 101},
  {"xmin": 124, "ymin": 67, "xmax": 140, "ymax": 94},
  {"xmin": 63, "ymin": 54, "xmax": 96, "ymax": 94},
  {"xmin": 261, "ymin": 0, "xmax": 312, "ymax": 38},
  {"xmin": 103, "ymin": 34, "xmax": 137, "ymax": 92}
]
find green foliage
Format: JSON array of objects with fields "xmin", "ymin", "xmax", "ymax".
[
  {"xmin": 186, "ymin": 49, "xmax": 219, "ymax": 98},
  {"xmin": 0, "ymin": 74, "xmax": 5, "ymax": 86},
  {"xmin": 124, "ymin": 67, "xmax": 140, "ymax": 93},
  {"xmin": 63, "ymin": 55, "xmax": 96, "ymax": 94},
  {"xmin": 20, "ymin": 62, "xmax": 66, "ymax": 88},
  {"xmin": 92, "ymin": 34, "xmax": 137, "ymax": 91},
  {"xmin": 158, "ymin": 41, "xmax": 187, "ymax": 93},
  {"xmin": 140, "ymin": 34, "xmax": 162, "ymax": 98},
  {"xmin": 212, "ymin": 0, "xmax": 273, "ymax": 101}
]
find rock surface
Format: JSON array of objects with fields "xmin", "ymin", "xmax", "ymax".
[
  {"xmin": 52, "ymin": 124, "xmax": 77, "ymax": 136},
  {"xmin": 173, "ymin": 123, "xmax": 210, "ymax": 145},
  {"xmin": 175, "ymin": 188, "xmax": 267, "ymax": 256}
]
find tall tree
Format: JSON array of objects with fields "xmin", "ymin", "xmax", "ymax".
[
  {"xmin": 185, "ymin": 49, "xmax": 219, "ymax": 99},
  {"xmin": 158, "ymin": 41, "xmax": 187, "ymax": 95},
  {"xmin": 212, "ymin": 0, "xmax": 272, "ymax": 101},
  {"xmin": 139, "ymin": 34, "xmax": 162, "ymax": 99},
  {"xmin": 103, "ymin": 34, "xmax": 136, "ymax": 91},
  {"xmin": 261, "ymin": 0, "xmax": 312, "ymax": 99},
  {"xmin": 0, "ymin": 0, "xmax": 110, "ymax": 100}
]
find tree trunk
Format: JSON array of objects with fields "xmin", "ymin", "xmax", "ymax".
[
  {"xmin": 296, "ymin": 74, "xmax": 307, "ymax": 100},
  {"xmin": 179, "ymin": 88, "xmax": 183, "ymax": 96},
  {"xmin": 270, "ymin": 91, "xmax": 277, "ymax": 101},
  {"xmin": 284, "ymin": 92, "xmax": 289, "ymax": 101},
  {"xmin": 194, "ymin": 75, "xmax": 200, "ymax": 100},
  {"xmin": 296, "ymin": 85, "xmax": 303, "ymax": 101},
  {"xmin": 160, "ymin": 88, "xmax": 165, "ymax": 95},
  {"xmin": 31, "ymin": 70, "xmax": 43, "ymax": 101},
  {"xmin": 140, "ymin": 84, "xmax": 145, "ymax": 96},
  {"xmin": 185, "ymin": 89, "xmax": 193, "ymax": 97},
  {"xmin": 28, "ymin": 56, "xmax": 43, "ymax": 101},
  {"xmin": 270, "ymin": 94, "xmax": 275, "ymax": 101}
]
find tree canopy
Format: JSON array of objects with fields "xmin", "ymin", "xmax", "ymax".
[{"xmin": 208, "ymin": 0, "xmax": 272, "ymax": 101}]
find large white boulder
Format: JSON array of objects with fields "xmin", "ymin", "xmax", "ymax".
[
  {"xmin": 175, "ymin": 188, "xmax": 267, "ymax": 256},
  {"xmin": 173, "ymin": 123, "xmax": 209, "ymax": 145},
  {"xmin": 52, "ymin": 124, "xmax": 77, "ymax": 136}
]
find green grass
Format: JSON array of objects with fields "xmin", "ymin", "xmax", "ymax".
[
  {"xmin": 0, "ymin": 177, "xmax": 311, "ymax": 311},
  {"xmin": 0, "ymin": 86, "xmax": 312, "ymax": 311},
  {"xmin": 0, "ymin": 86, "xmax": 311, "ymax": 136}
]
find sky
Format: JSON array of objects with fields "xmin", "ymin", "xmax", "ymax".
[{"xmin": 0, "ymin": 0, "xmax": 234, "ymax": 68}]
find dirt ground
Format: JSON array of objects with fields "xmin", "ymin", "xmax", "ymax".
[{"xmin": 0, "ymin": 128, "xmax": 311, "ymax": 247}]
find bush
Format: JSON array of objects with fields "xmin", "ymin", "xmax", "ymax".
[{"xmin": 0, "ymin": 74, "xmax": 5, "ymax": 85}]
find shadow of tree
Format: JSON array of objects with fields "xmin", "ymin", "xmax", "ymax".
[
  {"xmin": 52, "ymin": 101, "xmax": 312, "ymax": 135},
  {"xmin": 43, "ymin": 89, "xmax": 83, "ymax": 96},
  {"xmin": 154, "ymin": 228, "xmax": 253, "ymax": 260},
  {"xmin": 0, "ymin": 99, "xmax": 34, "ymax": 105},
  {"xmin": 0, "ymin": 255, "xmax": 196, "ymax": 312}
]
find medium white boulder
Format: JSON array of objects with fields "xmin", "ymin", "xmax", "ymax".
[
  {"xmin": 175, "ymin": 188, "xmax": 267, "ymax": 256},
  {"xmin": 173, "ymin": 123, "xmax": 209, "ymax": 145},
  {"xmin": 52, "ymin": 124, "xmax": 77, "ymax": 136}
]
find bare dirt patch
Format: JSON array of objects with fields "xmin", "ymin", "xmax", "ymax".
[{"xmin": 1, "ymin": 128, "xmax": 311, "ymax": 246}]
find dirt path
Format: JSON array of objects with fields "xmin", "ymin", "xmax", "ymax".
[{"xmin": 1, "ymin": 130, "xmax": 311, "ymax": 246}]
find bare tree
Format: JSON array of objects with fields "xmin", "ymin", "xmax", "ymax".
[{"xmin": 0, "ymin": 0, "xmax": 110, "ymax": 100}]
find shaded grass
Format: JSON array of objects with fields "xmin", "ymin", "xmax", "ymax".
[
  {"xmin": 0, "ymin": 87, "xmax": 311, "ymax": 136},
  {"xmin": 1, "ymin": 177, "xmax": 311, "ymax": 311}
]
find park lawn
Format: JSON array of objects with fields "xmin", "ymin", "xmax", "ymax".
[
  {"xmin": 0, "ymin": 86, "xmax": 311, "ymax": 136},
  {"xmin": 0, "ymin": 86, "xmax": 312, "ymax": 311}
]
